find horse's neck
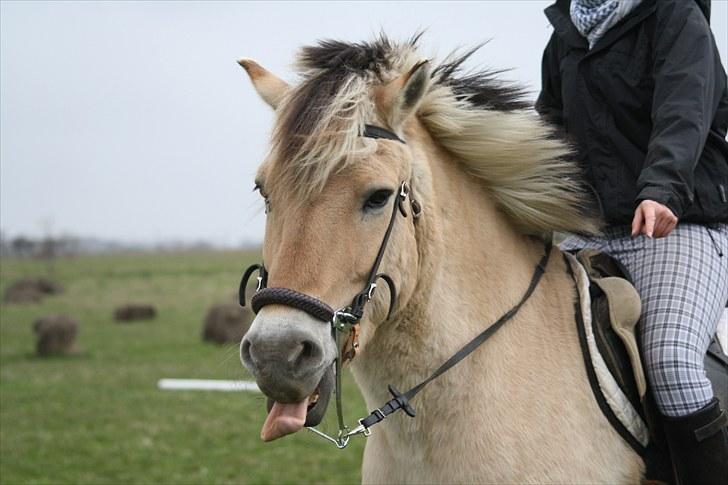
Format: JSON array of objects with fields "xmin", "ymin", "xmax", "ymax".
[
  {"xmin": 409, "ymin": 133, "xmax": 547, "ymax": 359},
  {"xmin": 428, "ymin": 149, "xmax": 545, "ymax": 319},
  {"xmin": 351, "ymin": 137, "xmax": 551, "ymax": 437}
]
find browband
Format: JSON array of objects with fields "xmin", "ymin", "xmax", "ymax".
[{"xmin": 362, "ymin": 124, "xmax": 405, "ymax": 144}]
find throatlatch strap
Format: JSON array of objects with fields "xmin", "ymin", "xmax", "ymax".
[{"xmin": 360, "ymin": 241, "xmax": 553, "ymax": 429}]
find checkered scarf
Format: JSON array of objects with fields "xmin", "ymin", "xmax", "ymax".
[{"xmin": 570, "ymin": 0, "xmax": 643, "ymax": 48}]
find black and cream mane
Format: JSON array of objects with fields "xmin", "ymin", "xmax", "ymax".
[{"xmin": 268, "ymin": 34, "xmax": 598, "ymax": 235}]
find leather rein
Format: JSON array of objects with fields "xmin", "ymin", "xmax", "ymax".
[{"xmin": 239, "ymin": 124, "xmax": 553, "ymax": 448}]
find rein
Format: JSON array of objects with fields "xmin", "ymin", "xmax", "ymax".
[{"xmin": 239, "ymin": 124, "xmax": 553, "ymax": 448}]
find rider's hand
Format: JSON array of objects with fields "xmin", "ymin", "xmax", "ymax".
[{"xmin": 631, "ymin": 200, "xmax": 678, "ymax": 238}]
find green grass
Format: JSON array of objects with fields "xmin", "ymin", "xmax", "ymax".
[{"xmin": 0, "ymin": 251, "xmax": 366, "ymax": 484}]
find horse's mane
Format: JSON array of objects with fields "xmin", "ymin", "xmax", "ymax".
[{"xmin": 269, "ymin": 34, "xmax": 600, "ymax": 235}]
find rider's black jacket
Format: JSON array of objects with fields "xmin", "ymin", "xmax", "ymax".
[{"xmin": 537, "ymin": 0, "xmax": 728, "ymax": 224}]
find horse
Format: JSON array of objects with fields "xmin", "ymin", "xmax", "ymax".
[{"xmin": 237, "ymin": 35, "xmax": 646, "ymax": 483}]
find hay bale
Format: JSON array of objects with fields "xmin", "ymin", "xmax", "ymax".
[
  {"xmin": 33, "ymin": 278, "xmax": 64, "ymax": 295},
  {"xmin": 202, "ymin": 303, "xmax": 254, "ymax": 344},
  {"xmin": 113, "ymin": 304, "xmax": 157, "ymax": 322},
  {"xmin": 4, "ymin": 285, "xmax": 44, "ymax": 303},
  {"xmin": 33, "ymin": 315, "xmax": 78, "ymax": 356},
  {"xmin": 4, "ymin": 277, "xmax": 64, "ymax": 304}
]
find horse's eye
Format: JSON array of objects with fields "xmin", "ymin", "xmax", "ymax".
[
  {"xmin": 254, "ymin": 183, "xmax": 271, "ymax": 214},
  {"xmin": 364, "ymin": 189, "xmax": 393, "ymax": 211}
]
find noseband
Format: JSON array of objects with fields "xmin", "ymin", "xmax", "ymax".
[{"xmin": 239, "ymin": 123, "xmax": 552, "ymax": 449}]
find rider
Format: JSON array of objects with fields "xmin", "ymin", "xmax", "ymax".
[{"xmin": 537, "ymin": 0, "xmax": 728, "ymax": 483}]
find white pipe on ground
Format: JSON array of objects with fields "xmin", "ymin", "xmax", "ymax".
[{"xmin": 157, "ymin": 378, "xmax": 260, "ymax": 392}]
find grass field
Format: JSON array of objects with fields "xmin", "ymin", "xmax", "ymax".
[{"xmin": 0, "ymin": 251, "xmax": 367, "ymax": 484}]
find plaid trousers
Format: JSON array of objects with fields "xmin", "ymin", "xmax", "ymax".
[{"xmin": 561, "ymin": 223, "xmax": 728, "ymax": 417}]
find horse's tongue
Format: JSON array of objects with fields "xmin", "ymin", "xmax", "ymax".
[{"xmin": 260, "ymin": 398, "xmax": 309, "ymax": 442}]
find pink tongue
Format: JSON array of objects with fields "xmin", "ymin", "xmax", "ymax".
[{"xmin": 260, "ymin": 398, "xmax": 309, "ymax": 442}]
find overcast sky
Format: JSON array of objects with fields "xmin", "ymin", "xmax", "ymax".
[{"xmin": 2, "ymin": 1, "xmax": 727, "ymax": 246}]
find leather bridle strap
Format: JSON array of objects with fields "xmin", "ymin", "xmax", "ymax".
[
  {"xmin": 362, "ymin": 124, "xmax": 405, "ymax": 143},
  {"xmin": 346, "ymin": 181, "xmax": 410, "ymax": 321},
  {"xmin": 248, "ymin": 181, "xmax": 409, "ymax": 323},
  {"xmin": 357, "ymin": 240, "xmax": 553, "ymax": 430}
]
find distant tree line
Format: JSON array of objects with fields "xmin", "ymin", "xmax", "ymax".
[
  {"xmin": 0, "ymin": 234, "xmax": 81, "ymax": 258},
  {"xmin": 0, "ymin": 232, "xmax": 230, "ymax": 257}
]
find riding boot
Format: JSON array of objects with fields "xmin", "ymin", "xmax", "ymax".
[{"xmin": 661, "ymin": 398, "xmax": 728, "ymax": 485}]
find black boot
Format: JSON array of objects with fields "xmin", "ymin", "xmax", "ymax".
[{"xmin": 662, "ymin": 398, "xmax": 728, "ymax": 485}]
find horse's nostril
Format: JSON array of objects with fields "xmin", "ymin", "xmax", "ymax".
[
  {"xmin": 302, "ymin": 340, "xmax": 315, "ymax": 359},
  {"xmin": 288, "ymin": 339, "xmax": 322, "ymax": 370},
  {"xmin": 240, "ymin": 337, "xmax": 253, "ymax": 366}
]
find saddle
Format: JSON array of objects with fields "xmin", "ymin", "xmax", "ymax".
[
  {"xmin": 564, "ymin": 249, "xmax": 728, "ymax": 479},
  {"xmin": 565, "ymin": 250, "xmax": 650, "ymax": 451}
]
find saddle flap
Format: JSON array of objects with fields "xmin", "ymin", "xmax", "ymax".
[
  {"xmin": 576, "ymin": 250, "xmax": 647, "ymax": 400},
  {"xmin": 592, "ymin": 276, "xmax": 647, "ymax": 399}
]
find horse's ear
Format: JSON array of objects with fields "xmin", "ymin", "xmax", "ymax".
[
  {"xmin": 378, "ymin": 60, "xmax": 431, "ymax": 131},
  {"xmin": 237, "ymin": 58, "xmax": 290, "ymax": 109}
]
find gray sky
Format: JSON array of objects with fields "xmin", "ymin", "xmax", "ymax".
[{"xmin": 2, "ymin": 1, "xmax": 727, "ymax": 246}]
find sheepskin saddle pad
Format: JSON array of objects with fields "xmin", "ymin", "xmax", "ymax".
[{"xmin": 564, "ymin": 249, "xmax": 649, "ymax": 452}]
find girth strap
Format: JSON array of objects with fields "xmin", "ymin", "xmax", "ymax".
[{"xmin": 359, "ymin": 240, "xmax": 553, "ymax": 430}]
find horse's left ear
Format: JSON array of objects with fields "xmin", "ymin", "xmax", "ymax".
[
  {"xmin": 377, "ymin": 60, "xmax": 431, "ymax": 132},
  {"xmin": 238, "ymin": 58, "xmax": 290, "ymax": 109}
]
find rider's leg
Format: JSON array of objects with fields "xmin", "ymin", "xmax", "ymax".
[{"xmin": 602, "ymin": 223, "xmax": 728, "ymax": 485}]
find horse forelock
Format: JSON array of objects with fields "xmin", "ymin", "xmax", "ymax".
[
  {"xmin": 267, "ymin": 34, "xmax": 417, "ymax": 200},
  {"xmin": 265, "ymin": 34, "xmax": 600, "ymax": 235}
]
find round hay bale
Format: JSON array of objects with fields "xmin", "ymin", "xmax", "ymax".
[
  {"xmin": 4, "ymin": 277, "xmax": 64, "ymax": 304},
  {"xmin": 202, "ymin": 303, "xmax": 254, "ymax": 344},
  {"xmin": 4, "ymin": 285, "xmax": 44, "ymax": 303},
  {"xmin": 34, "ymin": 278, "xmax": 64, "ymax": 295},
  {"xmin": 33, "ymin": 315, "xmax": 78, "ymax": 357},
  {"xmin": 113, "ymin": 304, "xmax": 157, "ymax": 322}
]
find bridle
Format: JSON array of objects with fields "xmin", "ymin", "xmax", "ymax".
[{"xmin": 239, "ymin": 124, "xmax": 552, "ymax": 448}]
